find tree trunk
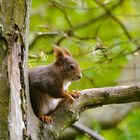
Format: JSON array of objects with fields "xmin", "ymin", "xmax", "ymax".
[
  {"xmin": 0, "ymin": 26, "xmax": 10, "ymax": 139},
  {"xmin": 1, "ymin": 0, "xmax": 31, "ymax": 139}
]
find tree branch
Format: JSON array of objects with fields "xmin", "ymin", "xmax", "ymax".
[{"xmin": 39, "ymin": 84, "xmax": 140, "ymax": 139}]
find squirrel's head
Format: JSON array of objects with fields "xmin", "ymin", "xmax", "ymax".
[{"xmin": 54, "ymin": 46, "xmax": 82, "ymax": 81}]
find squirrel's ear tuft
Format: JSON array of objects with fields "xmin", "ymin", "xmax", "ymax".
[
  {"xmin": 62, "ymin": 48, "xmax": 72, "ymax": 57},
  {"xmin": 53, "ymin": 46, "xmax": 65, "ymax": 62}
]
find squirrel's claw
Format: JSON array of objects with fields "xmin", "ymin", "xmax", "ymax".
[
  {"xmin": 66, "ymin": 90, "xmax": 80, "ymax": 98},
  {"xmin": 70, "ymin": 90, "xmax": 80, "ymax": 98},
  {"xmin": 40, "ymin": 115, "xmax": 53, "ymax": 124},
  {"xmin": 66, "ymin": 96, "xmax": 75, "ymax": 105},
  {"xmin": 63, "ymin": 91, "xmax": 80, "ymax": 105}
]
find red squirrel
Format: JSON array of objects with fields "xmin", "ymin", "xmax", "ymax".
[{"xmin": 29, "ymin": 46, "xmax": 82, "ymax": 123}]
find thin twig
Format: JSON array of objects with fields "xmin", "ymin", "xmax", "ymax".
[
  {"xmin": 29, "ymin": 32, "xmax": 60, "ymax": 49},
  {"xmin": 72, "ymin": 122, "xmax": 105, "ymax": 140},
  {"xmin": 93, "ymin": 0, "xmax": 132, "ymax": 41},
  {"xmin": 53, "ymin": 2, "xmax": 73, "ymax": 28}
]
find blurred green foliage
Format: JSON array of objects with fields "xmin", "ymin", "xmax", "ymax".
[
  {"xmin": 29, "ymin": 0, "xmax": 140, "ymax": 139},
  {"xmin": 102, "ymin": 108, "xmax": 140, "ymax": 140},
  {"xmin": 75, "ymin": 108, "xmax": 140, "ymax": 140}
]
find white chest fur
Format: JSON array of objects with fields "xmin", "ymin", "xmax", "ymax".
[
  {"xmin": 42, "ymin": 80, "xmax": 71, "ymax": 115},
  {"xmin": 42, "ymin": 94, "xmax": 60, "ymax": 114},
  {"xmin": 63, "ymin": 80, "xmax": 71, "ymax": 91}
]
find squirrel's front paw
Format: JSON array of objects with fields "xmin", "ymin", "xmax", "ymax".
[
  {"xmin": 69, "ymin": 90, "xmax": 80, "ymax": 98},
  {"xmin": 40, "ymin": 115, "xmax": 53, "ymax": 124},
  {"xmin": 66, "ymin": 96, "xmax": 75, "ymax": 105}
]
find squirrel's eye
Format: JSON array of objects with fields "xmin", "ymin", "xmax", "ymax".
[{"xmin": 69, "ymin": 64, "xmax": 75, "ymax": 70}]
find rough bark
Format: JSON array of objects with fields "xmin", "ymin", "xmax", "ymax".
[
  {"xmin": 0, "ymin": 26, "xmax": 10, "ymax": 139},
  {"xmin": 0, "ymin": 0, "xmax": 31, "ymax": 139}
]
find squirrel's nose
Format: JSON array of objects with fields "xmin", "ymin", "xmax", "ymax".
[{"xmin": 78, "ymin": 73, "xmax": 82, "ymax": 79}]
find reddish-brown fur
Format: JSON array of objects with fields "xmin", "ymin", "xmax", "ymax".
[{"xmin": 29, "ymin": 47, "xmax": 82, "ymax": 123}]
